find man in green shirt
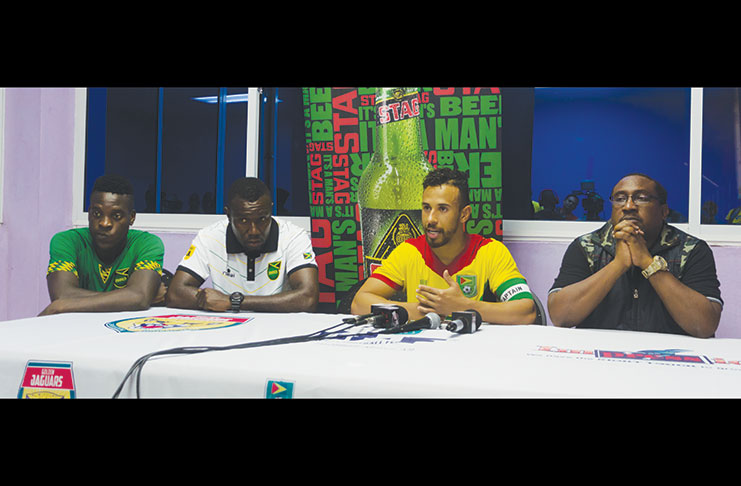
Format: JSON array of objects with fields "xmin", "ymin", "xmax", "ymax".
[{"xmin": 40, "ymin": 175, "xmax": 165, "ymax": 316}]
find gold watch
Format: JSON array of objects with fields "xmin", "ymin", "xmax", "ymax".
[{"xmin": 641, "ymin": 255, "xmax": 668, "ymax": 279}]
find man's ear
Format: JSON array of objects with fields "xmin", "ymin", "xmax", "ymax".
[
  {"xmin": 460, "ymin": 204, "xmax": 472, "ymax": 224},
  {"xmin": 661, "ymin": 203, "xmax": 670, "ymax": 221}
]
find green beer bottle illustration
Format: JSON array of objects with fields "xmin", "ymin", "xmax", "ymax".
[{"xmin": 358, "ymin": 87, "xmax": 433, "ymax": 278}]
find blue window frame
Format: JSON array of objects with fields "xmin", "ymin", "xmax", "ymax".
[{"xmin": 84, "ymin": 87, "xmax": 252, "ymax": 215}]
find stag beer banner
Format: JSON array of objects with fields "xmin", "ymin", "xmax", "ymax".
[{"xmin": 303, "ymin": 88, "xmax": 502, "ymax": 313}]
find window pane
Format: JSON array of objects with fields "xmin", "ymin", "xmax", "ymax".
[
  {"xmin": 85, "ymin": 88, "xmax": 160, "ymax": 212},
  {"xmin": 160, "ymin": 88, "xmax": 219, "ymax": 213},
  {"xmin": 222, "ymin": 87, "xmax": 250, "ymax": 213},
  {"xmin": 529, "ymin": 88, "xmax": 691, "ymax": 222},
  {"xmin": 85, "ymin": 87, "xmax": 253, "ymax": 215},
  {"xmin": 258, "ymin": 87, "xmax": 310, "ymax": 217},
  {"xmin": 701, "ymin": 87, "xmax": 741, "ymax": 224}
]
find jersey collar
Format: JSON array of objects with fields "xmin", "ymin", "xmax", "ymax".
[
  {"xmin": 226, "ymin": 217, "xmax": 279, "ymax": 256},
  {"xmin": 409, "ymin": 233, "xmax": 491, "ymax": 277}
]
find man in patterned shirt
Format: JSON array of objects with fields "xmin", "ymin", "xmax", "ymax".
[
  {"xmin": 40, "ymin": 175, "xmax": 165, "ymax": 316},
  {"xmin": 352, "ymin": 168, "xmax": 536, "ymax": 325},
  {"xmin": 166, "ymin": 177, "xmax": 319, "ymax": 313}
]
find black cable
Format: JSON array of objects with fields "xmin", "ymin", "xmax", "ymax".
[{"xmin": 112, "ymin": 319, "xmax": 377, "ymax": 398}]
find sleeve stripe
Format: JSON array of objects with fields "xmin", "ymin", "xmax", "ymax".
[
  {"xmin": 370, "ymin": 273, "xmax": 402, "ymax": 291},
  {"xmin": 47, "ymin": 261, "xmax": 78, "ymax": 276},
  {"xmin": 134, "ymin": 260, "xmax": 163, "ymax": 274}
]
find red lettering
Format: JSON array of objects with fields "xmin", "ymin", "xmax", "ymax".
[
  {"xmin": 334, "ymin": 132, "xmax": 358, "ymax": 154},
  {"xmin": 377, "ymin": 105, "xmax": 390, "ymax": 124},
  {"xmin": 333, "ymin": 112, "xmax": 358, "ymax": 132},
  {"xmin": 332, "ymin": 90, "xmax": 358, "ymax": 114},
  {"xmin": 334, "ymin": 176, "xmax": 350, "ymax": 193},
  {"xmin": 315, "ymin": 251, "xmax": 334, "ymax": 287},
  {"xmin": 434, "ymin": 88, "xmax": 456, "ymax": 96},
  {"xmin": 360, "ymin": 95, "xmax": 375, "ymax": 106},
  {"xmin": 333, "ymin": 155, "xmax": 349, "ymax": 168},
  {"xmin": 311, "ymin": 219, "xmax": 332, "ymax": 248}
]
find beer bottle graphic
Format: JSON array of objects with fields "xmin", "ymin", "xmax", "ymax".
[{"xmin": 357, "ymin": 88, "xmax": 433, "ymax": 278}]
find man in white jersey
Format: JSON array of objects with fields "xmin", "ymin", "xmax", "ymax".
[{"xmin": 166, "ymin": 178, "xmax": 319, "ymax": 313}]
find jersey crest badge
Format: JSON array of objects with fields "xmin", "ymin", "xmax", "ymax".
[
  {"xmin": 267, "ymin": 261, "xmax": 282, "ymax": 280},
  {"xmin": 113, "ymin": 268, "xmax": 129, "ymax": 288},
  {"xmin": 457, "ymin": 275, "xmax": 477, "ymax": 298}
]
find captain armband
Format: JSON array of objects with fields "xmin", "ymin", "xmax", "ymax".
[{"xmin": 497, "ymin": 278, "xmax": 533, "ymax": 302}]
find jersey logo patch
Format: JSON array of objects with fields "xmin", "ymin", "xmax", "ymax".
[
  {"xmin": 457, "ymin": 275, "xmax": 477, "ymax": 298},
  {"xmin": 184, "ymin": 245, "xmax": 196, "ymax": 260},
  {"xmin": 267, "ymin": 261, "xmax": 282, "ymax": 280},
  {"xmin": 113, "ymin": 268, "xmax": 129, "ymax": 288}
]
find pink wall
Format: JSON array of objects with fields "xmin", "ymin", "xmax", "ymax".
[{"xmin": 2, "ymin": 88, "xmax": 740, "ymax": 338}]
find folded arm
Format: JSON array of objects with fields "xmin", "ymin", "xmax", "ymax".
[
  {"xmin": 39, "ymin": 269, "xmax": 162, "ymax": 316},
  {"xmin": 166, "ymin": 266, "xmax": 319, "ymax": 313}
]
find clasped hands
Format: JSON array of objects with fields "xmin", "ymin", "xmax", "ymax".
[
  {"xmin": 612, "ymin": 219, "xmax": 654, "ymax": 271},
  {"xmin": 415, "ymin": 270, "xmax": 467, "ymax": 318}
]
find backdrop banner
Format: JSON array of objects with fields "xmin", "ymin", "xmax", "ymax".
[{"xmin": 302, "ymin": 88, "xmax": 503, "ymax": 313}]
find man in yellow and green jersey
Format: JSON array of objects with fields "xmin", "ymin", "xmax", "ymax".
[{"xmin": 352, "ymin": 168, "xmax": 536, "ymax": 325}]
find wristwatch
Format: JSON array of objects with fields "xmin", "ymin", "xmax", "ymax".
[
  {"xmin": 229, "ymin": 292, "xmax": 244, "ymax": 312},
  {"xmin": 641, "ymin": 255, "xmax": 668, "ymax": 279}
]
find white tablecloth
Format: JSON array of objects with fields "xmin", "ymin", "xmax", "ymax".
[{"xmin": 2, "ymin": 308, "xmax": 741, "ymax": 398}]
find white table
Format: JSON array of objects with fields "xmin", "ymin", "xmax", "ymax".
[{"xmin": 2, "ymin": 308, "xmax": 741, "ymax": 398}]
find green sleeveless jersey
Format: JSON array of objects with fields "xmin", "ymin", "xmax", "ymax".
[{"xmin": 47, "ymin": 228, "xmax": 164, "ymax": 292}]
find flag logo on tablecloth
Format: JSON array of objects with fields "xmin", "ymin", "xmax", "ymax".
[{"xmin": 266, "ymin": 380, "xmax": 294, "ymax": 399}]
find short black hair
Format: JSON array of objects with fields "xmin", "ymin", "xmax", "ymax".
[
  {"xmin": 227, "ymin": 177, "xmax": 271, "ymax": 207},
  {"xmin": 423, "ymin": 168, "xmax": 470, "ymax": 207},
  {"xmin": 92, "ymin": 174, "xmax": 134, "ymax": 197},
  {"xmin": 617, "ymin": 173, "xmax": 668, "ymax": 204}
]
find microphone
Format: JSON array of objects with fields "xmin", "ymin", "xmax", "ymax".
[
  {"xmin": 444, "ymin": 310, "xmax": 482, "ymax": 334},
  {"xmin": 384, "ymin": 312, "xmax": 441, "ymax": 334},
  {"xmin": 342, "ymin": 312, "xmax": 377, "ymax": 324},
  {"xmin": 364, "ymin": 304, "xmax": 409, "ymax": 329},
  {"xmin": 342, "ymin": 304, "xmax": 407, "ymax": 326}
]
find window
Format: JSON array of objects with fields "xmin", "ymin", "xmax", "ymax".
[
  {"xmin": 700, "ymin": 87, "xmax": 741, "ymax": 225},
  {"xmin": 72, "ymin": 87, "xmax": 741, "ymax": 244},
  {"xmin": 74, "ymin": 87, "xmax": 262, "ymax": 230},
  {"xmin": 529, "ymin": 87, "xmax": 691, "ymax": 223}
]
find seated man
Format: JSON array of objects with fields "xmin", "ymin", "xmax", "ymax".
[
  {"xmin": 351, "ymin": 168, "xmax": 536, "ymax": 325},
  {"xmin": 548, "ymin": 173, "xmax": 723, "ymax": 338},
  {"xmin": 166, "ymin": 177, "xmax": 319, "ymax": 313},
  {"xmin": 40, "ymin": 175, "xmax": 165, "ymax": 315}
]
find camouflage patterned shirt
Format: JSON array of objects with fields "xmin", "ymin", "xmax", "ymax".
[{"xmin": 549, "ymin": 222, "xmax": 723, "ymax": 335}]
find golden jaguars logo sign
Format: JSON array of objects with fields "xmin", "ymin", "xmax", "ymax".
[{"xmin": 105, "ymin": 314, "xmax": 253, "ymax": 333}]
